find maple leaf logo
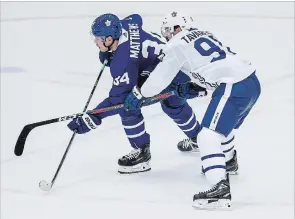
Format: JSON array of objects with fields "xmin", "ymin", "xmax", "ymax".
[{"xmin": 105, "ymin": 20, "xmax": 111, "ymax": 26}]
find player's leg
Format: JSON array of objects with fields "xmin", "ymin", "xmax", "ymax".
[
  {"xmin": 161, "ymin": 97, "xmax": 201, "ymax": 152},
  {"xmin": 118, "ymin": 109, "xmax": 151, "ymax": 174},
  {"xmin": 221, "ymin": 131, "xmax": 239, "ymax": 174},
  {"xmin": 201, "ymin": 129, "xmax": 238, "ymax": 175},
  {"xmin": 160, "ymin": 71, "xmax": 201, "ymax": 152},
  {"xmin": 193, "ymin": 72, "xmax": 261, "ymax": 209},
  {"xmin": 222, "ymin": 73, "xmax": 260, "ymax": 175},
  {"xmin": 116, "ymin": 69, "xmax": 153, "ymax": 174},
  {"xmin": 193, "ymin": 84, "xmax": 236, "ymax": 209}
]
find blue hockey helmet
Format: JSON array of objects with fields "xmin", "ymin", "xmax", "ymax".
[{"xmin": 91, "ymin": 14, "xmax": 122, "ymax": 40}]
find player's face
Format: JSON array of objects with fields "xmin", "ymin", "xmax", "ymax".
[
  {"xmin": 161, "ymin": 26, "xmax": 173, "ymax": 40},
  {"xmin": 94, "ymin": 36, "xmax": 109, "ymax": 52},
  {"xmin": 94, "ymin": 36, "xmax": 114, "ymax": 52},
  {"xmin": 161, "ymin": 26, "xmax": 182, "ymax": 41},
  {"xmin": 174, "ymin": 27, "xmax": 182, "ymax": 35}
]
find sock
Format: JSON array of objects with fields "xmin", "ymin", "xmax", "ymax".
[{"xmin": 198, "ymin": 128, "xmax": 226, "ymax": 185}]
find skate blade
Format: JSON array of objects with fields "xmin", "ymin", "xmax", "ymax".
[
  {"xmin": 201, "ymin": 169, "xmax": 239, "ymax": 175},
  {"xmin": 118, "ymin": 161, "xmax": 151, "ymax": 174},
  {"xmin": 227, "ymin": 170, "xmax": 239, "ymax": 175},
  {"xmin": 179, "ymin": 147, "xmax": 200, "ymax": 153},
  {"xmin": 192, "ymin": 199, "xmax": 231, "ymax": 210},
  {"xmin": 188, "ymin": 148, "xmax": 200, "ymax": 153}
]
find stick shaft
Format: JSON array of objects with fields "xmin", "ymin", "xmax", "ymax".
[
  {"xmin": 49, "ymin": 60, "xmax": 108, "ymax": 187},
  {"xmin": 14, "ymin": 89, "xmax": 175, "ymax": 156}
]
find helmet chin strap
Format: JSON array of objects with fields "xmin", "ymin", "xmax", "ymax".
[
  {"xmin": 103, "ymin": 42, "xmax": 112, "ymax": 51},
  {"xmin": 103, "ymin": 38, "xmax": 116, "ymax": 52}
]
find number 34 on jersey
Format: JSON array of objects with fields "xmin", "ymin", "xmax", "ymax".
[{"xmin": 113, "ymin": 72, "xmax": 130, "ymax": 86}]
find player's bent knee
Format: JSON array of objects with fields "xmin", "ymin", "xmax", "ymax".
[
  {"xmin": 198, "ymin": 128, "xmax": 223, "ymax": 149},
  {"xmin": 198, "ymin": 127, "xmax": 222, "ymax": 140},
  {"xmin": 161, "ymin": 98, "xmax": 186, "ymax": 115}
]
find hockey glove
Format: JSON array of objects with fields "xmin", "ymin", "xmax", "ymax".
[
  {"xmin": 124, "ymin": 86, "xmax": 144, "ymax": 111},
  {"xmin": 176, "ymin": 82, "xmax": 207, "ymax": 99},
  {"xmin": 99, "ymin": 51, "xmax": 113, "ymax": 67},
  {"xmin": 67, "ymin": 113, "xmax": 101, "ymax": 134}
]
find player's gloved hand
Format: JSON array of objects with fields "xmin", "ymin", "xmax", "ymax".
[
  {"xmin": 176, "ymin": 82, "xmax": 207, "ymax": 99},
  {"xmin": 124, "ymin": 86, "xmax": 144, "ymax": 111},
  {"xmin": 67, "ymin": 113, "xmax": 102, "ymax": 134},
  {"xmin": 99, "ymin": 51, "xmax": 113, "ymax": 67}
]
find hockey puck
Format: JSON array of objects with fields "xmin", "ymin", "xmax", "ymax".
[{"xmin": 39, "ymin": 180, "xmax": 52, "ymax": 191}]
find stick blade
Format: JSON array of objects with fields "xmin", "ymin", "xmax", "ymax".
[{"xmin": 14, "ymin": 125, "xmax": 34, "ymax": 156}]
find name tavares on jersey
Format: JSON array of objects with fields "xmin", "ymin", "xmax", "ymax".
[
  {"xmin": 129, "ymin": 23, "xmax": 140, "ymax": 58},
  {"xmin": 181, "ymin": 30, "xmax": 211, "ymax": 43}
]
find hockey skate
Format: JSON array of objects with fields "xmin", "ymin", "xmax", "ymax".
[
  {"xmin": 193, "ymin": 174, "xmax": 231, "ymax": 210},
  {"xmin": 177, "ymin": 136, "xmax": 199, "ymax": 152},
  {"xmin": 224, "ymin": 150, "xmax": 239, "ymax": 175},
  {"xmin": 202, "ymin": 150, "xmax": 239, "ymax": 175},
  {"xmin": 118, "ymin": 144, "xmax": 151, "ymax": 174}
]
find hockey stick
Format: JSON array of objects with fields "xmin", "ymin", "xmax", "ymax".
[
  {"xmin": 38, "ymin": 91, "xmax": 175, "ymax": 191},
  {"xmin": 14, "ymin": 91, "xmax": 175, "ymax": 157},
  {"xmin": 14, "ymin": 60, "xmax": 106, "ymax": 156},
  {"xmin": 38, "ymin": 60, "xmax": 108, "ymax": 191}
]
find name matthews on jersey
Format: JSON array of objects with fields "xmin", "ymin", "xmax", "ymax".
[{"xmin": 129, "ymin": 23, "xmax": 140, "ymax": 58}]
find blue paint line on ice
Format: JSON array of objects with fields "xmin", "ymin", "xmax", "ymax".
[
  {"xmin": 0, "ymin": 67, "xmax": 26, "ymax": 74},
  {"xmin": 1, "ymin": 13, "xmax": 293, "ymax": 23}
]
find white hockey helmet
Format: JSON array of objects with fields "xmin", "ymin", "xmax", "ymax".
[{"xmin": 161, "ymin": 11, "xmax": 193, "ymax": 40}]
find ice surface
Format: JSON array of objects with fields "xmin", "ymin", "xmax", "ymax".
[{"xmin": 1, "ymin": 2, "xmax": 294, "ymax": 219}]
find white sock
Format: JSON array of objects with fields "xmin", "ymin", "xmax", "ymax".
[{"xmin": 198, "ymin": 128, "xmax": 226, "ymax": 185}]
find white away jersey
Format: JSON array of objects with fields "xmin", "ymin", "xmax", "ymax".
[{"xmin": 141, "ymin": 28, "xmax": 255, "ymax": 97}]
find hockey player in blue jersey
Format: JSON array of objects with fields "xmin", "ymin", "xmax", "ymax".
[
  {"xmin": 124, "ymin": 11, "xmax": 261, "ymax": 209},
  {"xmin": 67, "ymin": 13, "xmax": 202, "ymax": 174}
]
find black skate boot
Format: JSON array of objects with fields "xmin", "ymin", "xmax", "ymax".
[
  {"xmin": 202, "ymin": 150, "xmax": 239, "ymax": 175},
  {"xmin": 177, "ymin": 136, "xmax": 199, "ymax": 152},
  {"xmin": 225, "ymin": 150, "xmax": 239, "ymax": 175},
  {"xmin": 118, "ymin": 144, "xmax": 151, "ymax": 174},
  {"xmin": 193, "ymin": 174, "xmax": 231, "ymax": 210}
]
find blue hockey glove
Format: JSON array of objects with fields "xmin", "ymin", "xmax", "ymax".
[
  {"xmin": 124, "ymin": 86, "xmax": 144, "ymax": 111},
  {"xmin": 99, "ymin": 51, "xmax": 113, "ymax": 67},
  {"xmin": 176, "ymin": 82, "xmax": 207, "ymax": 99},
  {"xmin": 67, "ymin": 113, "xmax": 102, "ymax": 134}
]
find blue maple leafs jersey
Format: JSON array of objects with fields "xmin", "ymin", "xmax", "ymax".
[{"xmin": 94, "ymin": 14, "xmax": 165, "ymax": 118}]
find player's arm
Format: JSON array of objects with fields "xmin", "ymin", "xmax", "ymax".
[
  {"xmin": 98, "ymin": 51, "xmax": 113, "ymax": 67},
  {"xmin": 67, "ymin": 62, "xmax": 139, "ymax": 134},
  {"xmin": 93, "ymin": 62, "xmax": 139, "ymax": 119},
  {"xmin": 143, "ymin": 51, "xmax": 207, "ymax": 99},
  {"xmin": 124, "ymin": 46, "xmax": 184, "ymax": 111},
  {"xmin": 124, "ymin": 46, "xmax": 207, "ymax": 111},
  {"xmin": 141, "ymin": 47, "xmax": 184, "ymax": 97}
]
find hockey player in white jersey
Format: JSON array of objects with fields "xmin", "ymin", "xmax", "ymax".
[{"xmin": 124, "ymin": 11, "xmax": 261, "ymax": 209}]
